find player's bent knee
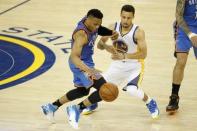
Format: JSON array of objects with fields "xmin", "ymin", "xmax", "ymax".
[
  {"xmin": 127, "ymin": 85, "xmax": 138, "ymax": 96},
  {"xmin": 79, "ymin": 87, "xmax": 90, "ymax": 96},
  {"xmin": 66, "ymin": 87, "xmax": 90, "ymax": 101}
]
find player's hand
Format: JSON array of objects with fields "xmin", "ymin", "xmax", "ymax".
[
  {"xmin": 111, "ymin": 52, "xmax": 125, "ymax": 60},
  {"xmin": 188, "ymin": 33, "xmax": 197, "ymax": 47},
  {"xmin": 86, "ymin": 68, "xmax": 101, "ymax": 80},
  {"xmin": 110, "ymin": 30, "xmax": 119, "ymax": 40}
]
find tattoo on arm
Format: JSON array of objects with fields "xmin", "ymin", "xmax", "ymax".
[{"xmin": 176, "ymin": 0, "xmax": 191, "ymax": 35}]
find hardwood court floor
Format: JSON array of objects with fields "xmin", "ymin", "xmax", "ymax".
[{"xmin": 0, "ymin": 0, "xmax": 197, "ymax": 131}]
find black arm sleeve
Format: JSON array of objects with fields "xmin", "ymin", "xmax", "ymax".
[{"xmin": 98, "ymin": 26, "xmax": 113, "ymax": 36}]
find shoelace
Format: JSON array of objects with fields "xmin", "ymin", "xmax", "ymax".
[{"xmin": 147, "ymin": 101, "xmax": 156, "ymax": 113}]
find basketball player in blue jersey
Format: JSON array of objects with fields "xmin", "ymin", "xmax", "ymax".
[
  {"xmin": 83, "ymin": 5, "xmax": 159, "ymax": 119},
  {"xmin": 41, "ymin": 9, "xmax": 118, "ymax": 129},
  {"xmin": 166, "ymin": 0, "xmax": 197, "ymax": 113}
]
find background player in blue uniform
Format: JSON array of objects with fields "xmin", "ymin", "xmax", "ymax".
[
  {"xmin": 166, "ymin": 0, "xmax": 197, "ymax": 113},
  {"xmin": 41, "ymin": 9, "xmax": 118, "ymax": 129}
]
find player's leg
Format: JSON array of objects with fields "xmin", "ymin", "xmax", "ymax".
[
  {"xmin": 82, "ymin": 99, "xmax": 98, "ymax": 115},
  {"xmin": 41, "ymin": 86, "xmax": 90, "ymax": 122},
  {"xmin": 166, "ymin": 25, "xmax": 191, "ymax": 113},
  {"xmin": 124, "ymin": 63, "xmax": 159, "ymax": 119},
  {"xmin": 66, "ymin": 76, "xmax": 107, "ymax": 129},
  {"xmin": 82, "ymin": 62, "xmax": 123, "ymax": 115},
  {"xmin": 41, "ymin": 70, "xmax": 91, "ymax": 122},
  {"xmin": 166, "ymin": 53, "xmax": 188, "ymax": 113}
]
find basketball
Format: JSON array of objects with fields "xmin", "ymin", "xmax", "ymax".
[
  {"xmin": 113, "ymin": 40, "xmax": 128, "ymax": 53},
  {"xmin": 99, "ymin": 82, "xmax": 119, "ymax": 102}
]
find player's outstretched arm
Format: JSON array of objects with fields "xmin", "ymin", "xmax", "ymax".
[{"xmin": 97, "ymin": 23, "xmax": 117, "ymax": 54}]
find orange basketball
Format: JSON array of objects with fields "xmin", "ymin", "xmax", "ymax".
[{"xmin": 99, "ymin": 82, "xmax": 119, "ymax": 102}]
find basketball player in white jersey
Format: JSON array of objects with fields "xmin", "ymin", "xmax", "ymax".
[{"xmin": 83, "ymin": 4, "xmax": 159, "ymax": 119}]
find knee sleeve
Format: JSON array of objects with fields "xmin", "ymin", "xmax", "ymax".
[
  {"xmin": 88, "ymin": 91, "xmax": 102, "ymax": 104},
  {"xmin": 93, "ymin": 77, "xmax": 106, "ymax": 90},
  {"xmin": 126, "ymin": 85, "xmax": 144, "ymax": 100},
  {"xmin": 66, "ymin": 87, "xmax": 90, "ymax": 101}
]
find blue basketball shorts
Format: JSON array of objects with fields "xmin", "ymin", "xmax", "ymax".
[
  {"xmin": 175, "ymin": 25, "xmax": 197, "ymax": 58},
  {"xmin": 69, "ymin": 59, "xmax": 102, "ymax": 88}
]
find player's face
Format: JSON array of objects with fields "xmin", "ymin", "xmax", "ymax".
[
  {"xmin": 120, "ymin": 11, "xmax": 134, "ymax": 28},
  {"xmin": 87, "ymin": 17, "xmax": 102, "ymax": 32}
]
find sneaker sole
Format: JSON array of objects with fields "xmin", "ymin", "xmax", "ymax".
[
  {"xmin": 151, "ymin": 110, "xmax": 160, "ymax": 119},
  {"xmin": 166, "ymin": 109, "xmax": 178, "ymax": 115},
  {"xmin": 82, "ymin": 110, "xmax": 95, "ymax": 115},
  {"xmin": 152, "ymin": 115, "xmax": 159, "ymax": 119},
  {"xmin": 67, "ymin": 120, "xmax": 79, "ymax": 129}
]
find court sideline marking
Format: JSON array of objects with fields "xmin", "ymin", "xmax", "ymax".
[{"xmin": 0, "ymin": 0, "xmax": 31, "ymax": 16}]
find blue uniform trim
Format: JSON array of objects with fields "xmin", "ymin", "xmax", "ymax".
[
  {"xmin": 114, "ymin": 22, "xmax": 117, "ymax": 30},
  {"xmin": 133, "ymin": 26, "xmax": 139, "ymax": 44}
]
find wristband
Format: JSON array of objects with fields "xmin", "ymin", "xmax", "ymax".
[{"xmin": 188, "ymin": 32, "xmax": 196, "ymax": 39}]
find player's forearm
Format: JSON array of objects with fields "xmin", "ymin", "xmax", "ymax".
[
  {"xmin": 97, "ymin": 40, "xmax": 105, "ymax": 50},
  {"xmin": 105, "ymin": 45, "xmax": 116, "ymax": 54},
  {"xmin": 70, "ymin": 55, "xmax": 90, "ymax": 72},
  {"xmin": 176, "ymin": 0, "xmax": 190, "ymax": 35},
  {"xmin": 97, "ymin": 39, "xmax": 115, "ymax": 53},
  {"xmin": 125, "ymin": 52, "xmax": 147, "ymax": 59}
]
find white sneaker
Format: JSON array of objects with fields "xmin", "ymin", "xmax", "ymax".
[
  {"xmin": 66, "ymin": 105, "xmax": 81, "ymax": 129},
  {"xmin": 41, "ymin": 103, "xmax": 58, "ymax": 123}
]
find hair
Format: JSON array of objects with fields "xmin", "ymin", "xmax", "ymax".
[
  {"xmin": 121, "ymin": 5, "xmax": 135, "ymax": 15},
  {"xmin": 87, "ymin": 9, "xmax": 103, "ymax": 19}
]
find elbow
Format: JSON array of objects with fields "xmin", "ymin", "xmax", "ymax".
[
  {"xmin": 97, "ymin": 45, "xmax": 102, "ymax": 50},
  {"xmin": 70, "ymin": 54, "xmax": 75, "ymax": 63},
  {"xmin": 97, "ymin": 44, "xmax": 105, "ymax": 50},
  {"xmin": 175, "ymin": 14, "xmax": 183, "ymax": 25}
]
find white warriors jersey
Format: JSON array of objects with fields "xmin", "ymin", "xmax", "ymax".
[
  {"xmin": 114, "ymin": 22, "xmax": 141, "ymax": 63},
  {"xmin": 102, "ymin": 22, "xmax": 145, "ymax": 86}
]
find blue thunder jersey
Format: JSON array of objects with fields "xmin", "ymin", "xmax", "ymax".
[
  {"xmin": 70, "ymin": 17, "xmax": 98, "ymax": 69},
  {"xmin": 184, "ymin": 0, "xmax": 197, "ymax": 26}
]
